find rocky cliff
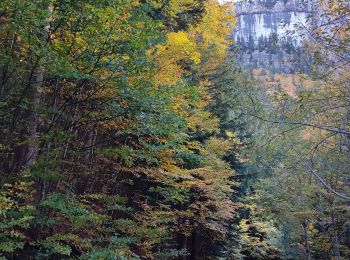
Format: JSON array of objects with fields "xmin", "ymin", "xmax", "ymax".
[{"xmin": 233, "ymin": 0, "xmax": 314, "ymax": 74}]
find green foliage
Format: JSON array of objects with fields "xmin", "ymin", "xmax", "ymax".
[
  {"xmin": 0, "ymin": 176, "xmax": 34, "ymax": 256},
  {"xmin": 40, "ymin": 193, "xmax": 103, "ymax": 227}
]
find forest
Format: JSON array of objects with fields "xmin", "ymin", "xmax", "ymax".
[{"xmin": 0, "ymin": 0, "xmax": 349, "ymax": 259}]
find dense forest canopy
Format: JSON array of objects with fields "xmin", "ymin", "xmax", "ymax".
[{"xmin": 0, "ymin": 0, "xmax": 349, "ymax": 259}]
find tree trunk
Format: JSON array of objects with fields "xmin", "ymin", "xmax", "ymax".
[
  {"xmin": 84, "ymin": 125, "xmax": 97, "ymax": 164},
  {"xmin": 23, "ymin": 71, "xmax": 43, "ymax": 166},
  {"xmin": 191, "ymin": 231, "xmax": 200, "ymax": 260},
  {"xmin": 182, "ymin": 236, "xmax": 188, "ymax": 260},
  {"xmin": 331, "ymin": 214, "xmax": 341, "ymax": 260},
  {"xmin": 302, "ymin": 220, "xmax": 311, "ymax": 260},
  {"xmin": 20, "ymin": 2, "xmax": 53, "ymax": 169}
]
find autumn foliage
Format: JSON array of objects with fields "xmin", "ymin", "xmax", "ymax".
[{"xmin": 0, "ymin": 0, "xmax": 243, "ymax": 258}]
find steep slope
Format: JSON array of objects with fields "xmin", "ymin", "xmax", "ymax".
[{"xmin": 233, "ymin": 0, "xmax": 314, "ymax": 74}]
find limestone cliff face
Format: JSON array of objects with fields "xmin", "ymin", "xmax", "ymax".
[{"xmin": 233, "ymin": 0, "xmax": 314, "ymax": 73}]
